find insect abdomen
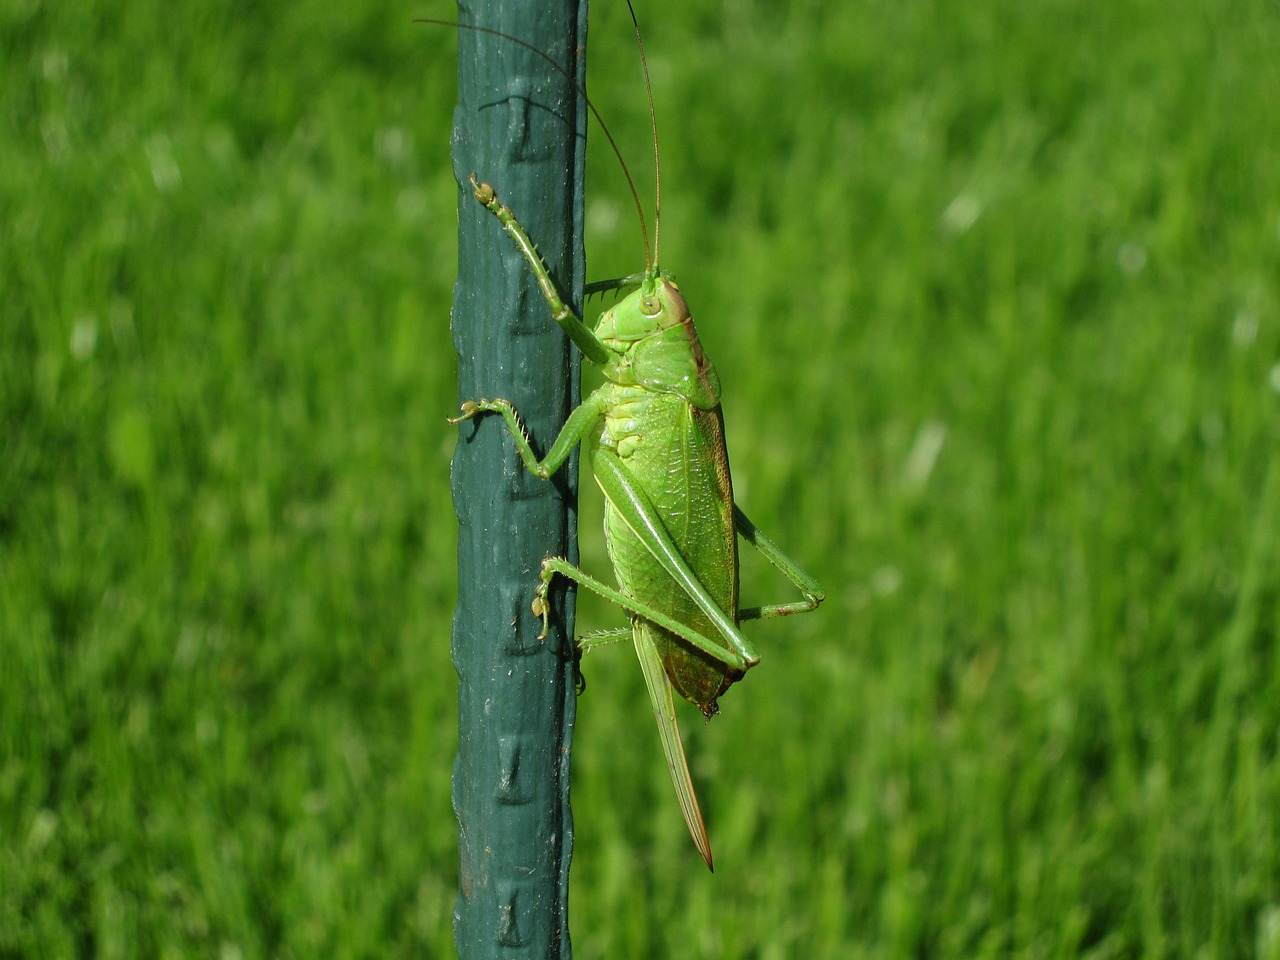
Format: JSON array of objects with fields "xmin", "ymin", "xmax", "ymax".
[{"xmin": 594, "ymin": 387, "xmax": 740, "ymax": 711}]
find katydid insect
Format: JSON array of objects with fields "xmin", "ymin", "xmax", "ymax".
[{"xmin": 436, "ymin": 5, "xmax": 824, "ymax": 870}]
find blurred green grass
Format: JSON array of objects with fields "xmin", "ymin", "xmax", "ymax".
[{"xmin": 3, "ymin": 0, "xmax": 1279, "ymax": 956}]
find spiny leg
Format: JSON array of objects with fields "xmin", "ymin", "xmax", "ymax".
[
  {"xmin": 469, "ymin": 175, "xmax": 610, "ymax": 366},
  {"xmin": 531, "ymin": 556, "xmax": 751, "ymax": 674},
  {"xmin": 733, "ymin": 505, "xmax": 826, "ymax": 622},
  {"xmin": 449, "ymin": 390, "xmax": 609, "ymax": 480},
  {"xmin": 577, "ymin": 627, "xmax": 631, "ymax": 651}
]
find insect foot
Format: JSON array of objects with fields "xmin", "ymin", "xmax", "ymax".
[
  {"xmin": 532, "ymin": 580, "xmax": 552, "ymax": 640},
  {"xmin": 530, "ymin": 556, "xmax": 566, "ymax": 640},
  {"xmin": 447, "ymin": 400, "xmax": 483, "ymax": 424},
  {"xmin": 468, "ymin": 174, "xmax": 496, "ymax": 206}
]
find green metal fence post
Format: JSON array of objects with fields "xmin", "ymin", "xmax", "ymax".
[{"xmin": 449, "ymin": 1, "xmax": 587, "ymax": 958}]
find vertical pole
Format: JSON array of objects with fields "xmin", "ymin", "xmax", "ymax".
[{"xmin": 450, "ymin": 1, "xmax": 586, "ymax": 959}]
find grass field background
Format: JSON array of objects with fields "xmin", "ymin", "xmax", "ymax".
[{"xmin": 4, "ymin": 0, "xmax": 1279, "ymax": 956}]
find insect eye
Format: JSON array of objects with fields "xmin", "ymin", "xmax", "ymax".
[{"xmin": 640, "ymin": 296, "xmax": 661, "ymax": 317}]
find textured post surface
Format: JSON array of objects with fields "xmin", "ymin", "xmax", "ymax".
[{"xmin": 449, "ymin": 1, "xmax": 587, "ymax": 958}]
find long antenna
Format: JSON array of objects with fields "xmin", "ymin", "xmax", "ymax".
[
  {"xmin": 624, "ymin": 0, "xmax": 661, "ymax": 272},
  {"xmin": 419, "ymin": 18, "xmax": 653, "ymax": 275}
]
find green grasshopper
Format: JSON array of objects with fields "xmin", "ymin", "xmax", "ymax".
[{"xmin": 444, "ymin": 7, "xmax": 824, "ymax": 870}]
